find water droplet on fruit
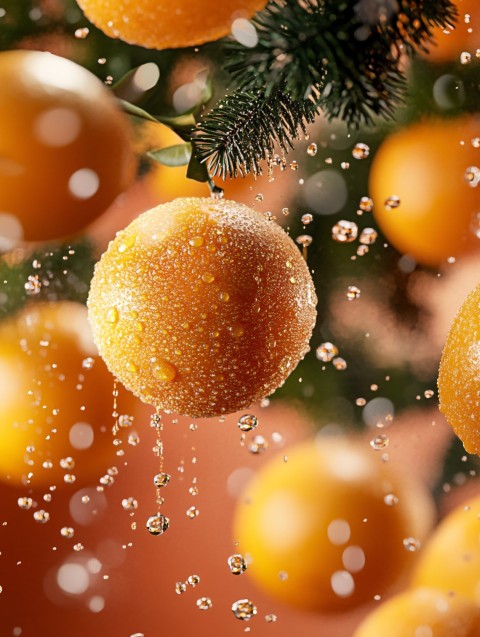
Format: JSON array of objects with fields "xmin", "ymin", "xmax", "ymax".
[
  {"xmin": 153, "ymin": 360, "xmax": 176, "ymax": 382},
  {"xmin": 106, "ymin": 307, "xmax": 118, "ymax": 324}
]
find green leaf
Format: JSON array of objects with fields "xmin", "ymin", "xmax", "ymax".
[
  {"xmin": 148, "ymin": 143, "xmax": 192, "ymax": 167},
  {"xmin": 119, "ymin": 99, "xmax": 159, "ymax": 123},
  {"xmin": 186, "ymin": 153, "xmax": 210, "ymax": 182}
]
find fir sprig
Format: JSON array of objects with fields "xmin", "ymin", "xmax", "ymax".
[
  {"xmin": 224, "ymin": 0, "xmax": 457, "ymax": 125},
  {"xmin": 192, "ymin": 86, "xmax": 317, "ymax": 178},
  {"xmin": 191, "ymin": 0, "xmax": 456, "ymax": 178}
]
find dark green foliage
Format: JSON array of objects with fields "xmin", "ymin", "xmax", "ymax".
[{"xmin": 192, "ymin": 86, "xmax": 318, "ymax": 177}]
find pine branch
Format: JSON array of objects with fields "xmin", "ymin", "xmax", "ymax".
[
  {"xmin": 192, "ymin": 86, "xmax": 317, "ymax": 178},
  {"xmin": 224, "ymin": 0, "xmax": 457, "ymax": 126}
]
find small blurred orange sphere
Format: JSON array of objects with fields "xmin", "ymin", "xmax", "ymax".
[
  {"xmin": 234, "ymin": 437, "xmax": 435, "ymax": 613},
  {"xmin": 0, "ymin": 50, "xmax": 135, "ymax": 246},
  {"xmin": 353, "ymin": 588, "xmax": 480, "ymax": 637},
  {"xmin": 0, "ymin": 302, "xmax": 133, "ymax": 487},
  {"xmin": 438, "ymin": 281, "xmax": 480, "ymax": 455},
  {"xmin": 421, "ymin": 0, "xmax": 480, "ymax": 64},
  {"xmin": 413, "ymin": 496, "xmax": 480, "ymax": 603},
  {"xmin": 76, "ymin": 0, "xmax": 267, "ymax": 49},
  {"xmin": 370, "ymin": 116, "xmax": 480, "ymax": 267}
]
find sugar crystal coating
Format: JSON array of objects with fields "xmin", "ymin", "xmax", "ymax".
[{"xmin": 88, "ymin": 197, "xmax": 317, "ymax": 418}]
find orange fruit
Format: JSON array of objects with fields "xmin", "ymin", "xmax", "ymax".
[
  {"xmin": 87, "ymin": 197, "xmax": 317, "ymax": 418},
  {"xmin": 421, "ymin": 0, "xmax": 480, "ymax": 64},
  {"xmin": 0, "ymin": 50, "xmax": 135, "ymax": 246},
  {"xmin": 0, "ymin": 302, "xmax": 134, "ymax": 487},
  {"xmin": 233, "ymin": 437, "xmax": 434, "ymax": 613},
  {"xmin": 413, "ymin": 496, "xmax": 480, "ymax": 602},
  {"xmin": 353, "ymin": 588, "xmax": 480, "ymax": 637},
  {"xmin": 438, "ymin": 281, "xmax": 480, "ymax": 455},
  {"xmin": 76, "ymin": 0, "xmax": 267, "ymax": 50},
  {"xmin": 370, "ymin": 116, "xmax": 480, "ymax": 267}
]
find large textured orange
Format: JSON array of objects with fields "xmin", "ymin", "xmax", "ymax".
[
  {"xmin": 87, "ymin": 197, "xmax": 317, "ymax": 418},
  {"xmin": 370, "ymin": 117, "xmax": 480, "ymax": 267},
  {"xmin": 438, "ymin": 282, "xmax": 480, "ymax": 455},
  {"xmin": 412, "ymin": 496, "xmax": 480, "ymax": 603},
  {"xmin": 76, "ymin": 0, "xmax": 267, "ymax": 49},
  {"xmin": 0, "ymin": 50, "xmax": 135, "ymax": 246},
  {"xmin": 0, "ymin": 302, "xmax": 134, "ymax": 487},
  {"xmin": 234, "ymin": 438, "xmax": 434, "ymax": 613},
  {"xmin": 353, "ymin": 588, "xmax": 480, "ymax": 637}
]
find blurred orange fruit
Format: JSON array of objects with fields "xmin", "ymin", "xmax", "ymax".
[
  {"xmin": 353, "ymin": 588, "xmax": 480, "ymax": 637},
  {"xmin": 76, "ymin": 0, "xmax": 267, "ymax": 49},
  {"xmin": 0, "ymin": 50, "xmax": 135, "ymax": 246},
  {"xmin": 413, "ymin": 496, "xmax": 480, "ymax": 603},
  {"xmin": 0, "ymin": 302, "xmax": 134, "ymax": 487},
  {"xmin": 234, "ymin": 437, "xmax": 435, "ymax": 613},
  {"xmin": 370, "ymin": 116, "xmax": 480, "ymax": 267},
  {"xmin": 88, "ymin": 197, "xmax": 317, "ymax": 417},
  {"xmin": 438, "ymin": 281, "xmax": 480, "ymax": 454},
  {"xmin": 421, "ymin": 0, "xmax": 480, "ymax": 64}
]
